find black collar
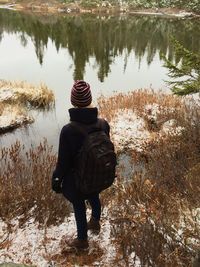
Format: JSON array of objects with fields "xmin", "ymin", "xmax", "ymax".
[{"xmin": 69, "ymin": 107, "xmax": 98, "ymax": 124}]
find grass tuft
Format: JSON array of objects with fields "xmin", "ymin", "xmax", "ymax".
[{"xmin": 0, "ymin": 80, "xmax": 55, "ymax": 133}]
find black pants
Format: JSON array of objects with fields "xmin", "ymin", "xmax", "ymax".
[{"xmin": 72, "ymin": 194, "xmax": 101, "ymax": 240}]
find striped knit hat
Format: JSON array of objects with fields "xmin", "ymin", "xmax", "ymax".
[{"xmin": 71, "ymin": 80, "xmax": 92, "ymax": 108}]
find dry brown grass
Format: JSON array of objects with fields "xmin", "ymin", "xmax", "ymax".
[
  {"xmin": 0, "ymin": 102, "xmax": 5, "ymax": 116},
  {"xmin": 110, "ymin": 178, "xmax": 194, "ymax": 267},
  {"xmin": 0, "ymin": 80, "xmax": 55, "ymax": 133},
  {"xmin": 0, "ymin": 80, "xmax": 55, "ymax": 108},
  {"xmin": 99, "ymin": 90, "xmax": 200, "ymax": 267},
  {"xmin": 0, "ymin": 0, "xmax": 10, "ymax": 3},
  {"xmin": 98, "ymin": 89, "xmax": 184, "ymax": 123},
  {"xmin": 0, "ymin": 140, "xmax": 70, "ymax": 229},
  {"xmin": 110, "ymin": 168, "xmax": 200, "ymax": 266}
]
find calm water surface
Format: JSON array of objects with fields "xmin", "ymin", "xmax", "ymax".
[{"xmin": 0, "ymin": 10, "xmax": 200, "ymax": 148}]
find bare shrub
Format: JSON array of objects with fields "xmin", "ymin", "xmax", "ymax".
[
  {"xmin": 99, "ymin": 90, "xmax": 200, "ymax": 266},
  {"xmin": 110, "ymin": 174, "xmax": 199, "ymax": 266},
  {"xmin": 143, "ymin": 102, "xmax": 200, "ymax": 196},
  {"xmin": 112, "ymin": 146, "xmax": 199, "ymax": 265},
  {"xmin": 0, "ymin": 140, "xmax": 70, "ymax": 227}
]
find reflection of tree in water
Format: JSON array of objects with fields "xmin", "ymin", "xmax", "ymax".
[
  {"xmin": 20, "ymin": 33, "xmax": 28, "ymax": 47},
  {"xmin": 0, "ymin": 10, "xmax": 200, "ymax": 81}
]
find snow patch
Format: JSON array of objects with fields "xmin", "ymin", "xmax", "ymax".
[
  {"xmin": 161, "ymin": 119, "xmax": 184, "ymax": 135},
  {"xmin": 110, "ymin": 109, "xmax": 150, "ymax": 152},
  {"xmin": 110, "ymin": 107, "xmax": 184, "ymax": 152},
  {"xmin": 0, "ymin": 89, "xmax": 14, "ymax": 101},
  {"xmin": 0, "ymin": 106, "xmax": 33, "ymax": 132},
  {"xmin": 0, "ymin": 209, "xmax": 119, "ymax": 267}
]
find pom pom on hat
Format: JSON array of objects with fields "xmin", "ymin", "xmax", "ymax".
[{"xmin": 71, "ymin": 80, "xmax": 92, "ymax": 108}]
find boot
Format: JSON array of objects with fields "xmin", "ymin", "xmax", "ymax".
[
  {"xmin": 67, "ymin": 238, "xmax": 89, "ymax": 250},
  {"xmin": 87, "ymin": 217, "xmax": 101, "ymax": 233}
]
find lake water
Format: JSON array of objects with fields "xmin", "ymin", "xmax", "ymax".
[{"xmin": 0, "ymin": 10, "xmax": 200, "ymax": 148}]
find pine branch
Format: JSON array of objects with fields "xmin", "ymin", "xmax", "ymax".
[
  {"xmin": 162, "ymin": 37, "xmax": 200, "ymax": 96},
  {"xmin": 171, "ymin": 81, "xmax": 200, "ymax": 96}
]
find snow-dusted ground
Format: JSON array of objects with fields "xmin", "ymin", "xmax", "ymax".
[
  {"xmin": 110, "ymin": 109, "xmax": 151, "ymax": 152},
  {"xmin": 0, "ymin": 208, "xmax": 121, "ymax": 267},
  {"xmin": 1, "ymin": 200, "xmax": 198, "ymax": 266},
  {"xmin": 110, "ymin": 106, "xmax": 184, "ymax": 152},
  {"xmin": 0, "ymin": 105, "xmax": 33, "ymax": 132}
]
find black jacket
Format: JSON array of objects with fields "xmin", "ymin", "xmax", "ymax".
[{"xmin": 52, "ymin": 107, "xmax": 110, "ymax": 202}]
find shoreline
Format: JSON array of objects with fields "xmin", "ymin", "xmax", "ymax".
[
  {"xmin": 0, "ymin": 80, "xmax": 54, "ymax": 134},
  {"xmin": 0, "ymin": 3, "xmax": 199, "ymax": 18}
]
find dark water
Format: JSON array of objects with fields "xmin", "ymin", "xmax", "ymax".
[{"xmin": 0, "ymin": 10, "xmax": 200, "ymax": 148}]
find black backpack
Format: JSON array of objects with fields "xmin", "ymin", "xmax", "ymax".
[{"xmin": 71, "ymin": 120, "xmax": 117, "ymax": 195}]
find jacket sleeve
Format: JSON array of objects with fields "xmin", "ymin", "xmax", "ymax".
[
  {"xmin": 52, "ymin": 125, "xmax": 72, "ymax": 183},
  {"xmin": 102, "ymin": 119, "xmax": 110, "ymax": 138}
]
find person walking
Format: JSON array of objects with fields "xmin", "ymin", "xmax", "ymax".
[{"xmin": 52, "ymin": 80, "xmax": 113, "ymax": 250}]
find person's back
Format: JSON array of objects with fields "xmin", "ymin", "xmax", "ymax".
[
  {"xmin": 52, "ymin": 80, "xmax": 115, "ymax": 250},
  {"xmin": 71, "ymin": 118, "xmax": 116, "ymax": 195}
]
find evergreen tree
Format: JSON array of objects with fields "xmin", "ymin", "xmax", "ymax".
[{"xmin": 162, "ymin": 38, "xmax": 200, "ymax": 95}]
